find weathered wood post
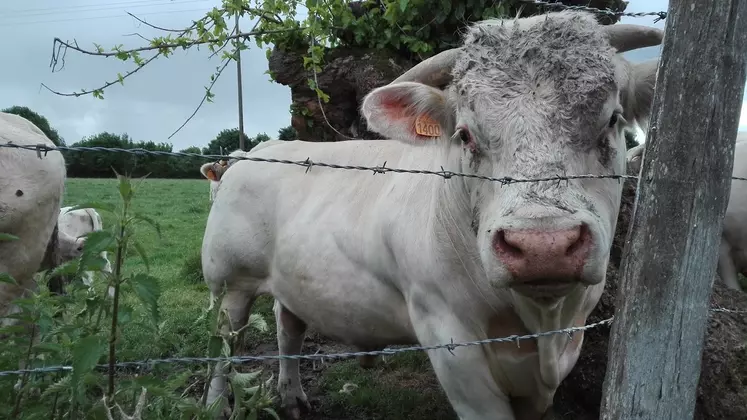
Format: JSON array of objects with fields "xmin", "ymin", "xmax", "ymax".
[{"xmin": 599, "ymin": 1, "xmax": 747, "ymax": 419}]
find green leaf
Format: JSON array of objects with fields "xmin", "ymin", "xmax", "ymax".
[
  {"xmin": 40, "ymin": 375, "xmax": 72, "ymax": 400},
  {"xmin": 118, "ymin": 304, "xmax": 134, "ymax": 325},
  {"xmin": 50, "ymin": 259, "xmax": 79, "ymax": 277},
  {"xmin": 131, "ymin": 212, "xmax": 162, "ymax": 238},
  {"xmin": 399, "ymin": 0, "xmax": 409, "ymax": 12},
  {"xmin": 33, "ymin": 342, "xmax": 64, "ymax": 356},
  {"xmin": 82, "ymin": 230, "xmax": 115, "ymax": 255},
  {"xmin": 0, "ymin": 272, "xmax": 17, "ymax": 285},
  {"xmin": 80, "ymin": 255, "xmax": 110, "ymax": 273},
  {"xmin": 130, "ymin": 274, "xmax": 161, "ymax": 325},
  {"xmin": 71, "ymin": 335, "xmax": 106, "ymax": 393},
  {"xmin": 117, "ymin": 174, "xmax": 134, "ymax": 201},
  {"xmin": 262, "ymin": 407, "xmax": 281, "ymax": 420},
  {"xmin": 230, "ymin": 369, "xmax": 263, "ymax": 388},
  {"xmin": 0, "ymin": 233, "xmax": 19, "ymax": 242},
  {"xmin": 132, "ymin": 240, "xmax": 151, "ymax": 271}
]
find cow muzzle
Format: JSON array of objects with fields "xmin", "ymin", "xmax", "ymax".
[{"xmin": 493, "ymin": 224, "xmax": 592, "ymax": 298}]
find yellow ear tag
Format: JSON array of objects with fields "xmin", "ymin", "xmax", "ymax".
[{"xmin": 414, "ymin": 114, "xmax": 442, "ymax": 138}]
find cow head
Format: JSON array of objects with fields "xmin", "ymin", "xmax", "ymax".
[
  {"xmin": 361, "ymin": 11, "xmax": 662, "ymax": 301},
  {"xmin": 200, "ymin": 149, "xmax": 251, "ymax": 202},
  {"xmin": 57, "ymin": 229, "xmax": 85, "ymax": 262},
  {"xmin": 200, "ymin": 160, "xmax": 229, "ymax": 202}
]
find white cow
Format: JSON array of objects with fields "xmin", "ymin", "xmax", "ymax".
[
  {"xmin": 0, "ymin": 111, "xmax": 67, "ymax": 385},
  {"xmin": 202, "ymin": 11, "xmax": 662, "ymax": 420},
  {"xmin": 718, "ymin": 138, "xmax": 747, "ymax": 291},
  {"xmin": 627, "ymin": 132, "xmax": 747, "ymax": 291},
  {"xmin": 627, "ymin": 131, "xmax": 747, "ymax": 176},
  {"xmin": 58, "ymin": 206, "xmax": 114, "ymax": 296}
]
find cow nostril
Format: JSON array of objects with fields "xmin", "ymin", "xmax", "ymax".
[
  {"xmin": 565, "ymin": 224, "xmax": 588, "ymax": 256},
  {"xmin": 494, "ymin": 230, "xmax": 523, "ymax": 257}
]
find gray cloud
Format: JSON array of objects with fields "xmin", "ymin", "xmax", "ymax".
[{"xmin": 2, "ymin": 0, "xmax": 741, "ymax": 151}]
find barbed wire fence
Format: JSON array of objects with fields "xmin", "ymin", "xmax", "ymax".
[
  {"xmin": 0, "ymin": 5, "xmax": 744, "ymax": 420},
  {"xmin": 2, "ymin": 143, "xmax": 747, "ymax": 380}
]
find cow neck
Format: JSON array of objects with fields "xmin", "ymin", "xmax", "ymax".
[{"xmin": 511, "ymin": 284, "xmax": 599, "ymax": 395}]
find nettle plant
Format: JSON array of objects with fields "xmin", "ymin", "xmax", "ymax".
[{"xmin": 0, "ymin": 172, "xmax": 275, "ymax": 420}]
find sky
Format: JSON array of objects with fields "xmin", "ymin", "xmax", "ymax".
[{"xmin": 0, "ymin": 0, "xmax": 743, "ymax": 151}]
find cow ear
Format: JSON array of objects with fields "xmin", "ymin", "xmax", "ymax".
[
  {"xmin": 361, "ymin": 81, "xmax": 452, "ymax": 145},
  {"xmin": 200, "ymin": 163, "xmax": 218, "ymax": 181},
  {"xmin": 621, "ymin": 59, "xmax": 658, "ymax": 134}
]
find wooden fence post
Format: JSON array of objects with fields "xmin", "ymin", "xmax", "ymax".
[{"xmin": 599, "ymin": 1, "xmax": 747, "ymax": 419}]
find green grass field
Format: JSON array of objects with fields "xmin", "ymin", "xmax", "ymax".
[{"xmin": 58, "ymin": 177, "xmax": 454, "ymax": 420}]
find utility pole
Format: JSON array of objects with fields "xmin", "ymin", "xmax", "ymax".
[{"xmin": 235, "ymin": 12, "xmax": 246, "ymax": 151}]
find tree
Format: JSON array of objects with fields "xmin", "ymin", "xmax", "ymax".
[
  {"xmin": 278, "ymin": 125, "xmax": 298, "ymax": 140},
  {"xmin": 202, "ymin": 128, "xmax": 271, "ymax": 155},
  {"xmin": 63, "ymin": 132, "xmax": 208, "ymax": 179},
  {"xmin": 2, "ymin": 105, "xmax": 65, "ymax": 146},
  {"xmin": 254, "ymin": 132, "xmax": 271, "ymax": 143},
  {"xmin": 202, "ymin": 128, "xmax": 244, "ymax": 155}
]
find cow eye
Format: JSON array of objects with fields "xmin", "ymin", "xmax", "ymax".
[
  {"xmin": 457, "ymin": 127, "xmax": 472, "ymax": 143},
  {"xmin": 608, "ymin": 113, "xmax": 619, "ymax": 128}
]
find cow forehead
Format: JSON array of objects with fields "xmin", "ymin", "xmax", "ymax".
[{"xmin": 451, "ymin": 12, "xmax": 618, "ymax": 132}]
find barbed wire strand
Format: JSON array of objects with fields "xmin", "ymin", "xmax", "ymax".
[
  {"xmin": 3, "ymin": 317, "xmax": 613, "ymax": 377},
  {"xmin": 0, "ymin": 142, "xmax": 643, "ymax": 184},
  {"xmin": 1, "ymin": 305, "xmax": 743, "ymax": 378},
  {"xmin": 3, "ymin": 143, "xmax": 747, "ymax": 184}
]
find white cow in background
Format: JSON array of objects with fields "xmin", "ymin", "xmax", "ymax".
[
  {"xmin": 58, "ymin": 206, "xmax": 114, "ymax": 296},
  {"xmin": 0, "ymin": 111, "xmax": 66, "ymax": 319},
  {"xmin": 0, "ymin": 111, "xmax": 67, "ymax": 388},
  {"xmin": 201, "ymin": 11, "xmax": 663, "ymax": 420},
  {"xmin": 627, "ymin": 131, "xmax": 747, "ymax": 291},
  {"xmin": 718, "ymin": 137, "xmax": 747, "ymax": 291}
]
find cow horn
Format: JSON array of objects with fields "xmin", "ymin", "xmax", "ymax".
[
  {"xmin": 390, "ymin": 48, "xmax": 463, "ymax": 87},
  {"xmin": 602, "ymin": 24, "xmax": 664, "ymax": 53}
]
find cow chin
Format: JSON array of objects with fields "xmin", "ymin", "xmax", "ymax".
[{"xmin": 508, "ymin": 277, "xmax": 585, "ymax": 303}]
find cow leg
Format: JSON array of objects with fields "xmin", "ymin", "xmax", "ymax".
[
  {"xmin": 410, "ymin": 305, "xmax": 515, "ymax": 420},
  {"xmin": 718, "ymin": 238, "xmax": 742, "ymax": 291},
  {"xmin": 204, "ymin": 289, "xmax": 255, "ymax": 416},
  {"xmin": 274, "ymin": 300, "xmax": 311, "ymax": 420}
]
